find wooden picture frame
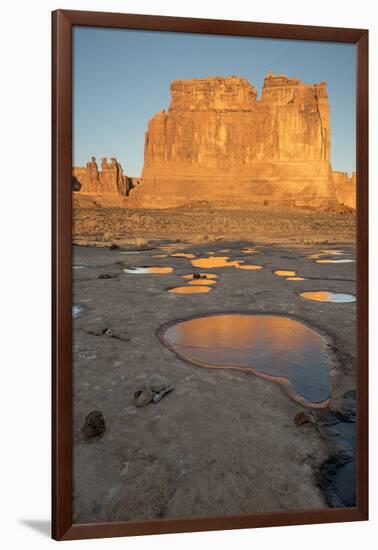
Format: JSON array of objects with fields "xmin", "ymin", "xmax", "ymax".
[{"xmin": 52, "ymin": 9, "xmax": 368, "ymax": 541}]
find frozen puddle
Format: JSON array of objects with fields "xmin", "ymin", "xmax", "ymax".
[
  {"xmin": 188, "ymin": 279, "xmax": 217, "ymax": 286},
  {"xmin": 161, "ymin": 314, "xmax": 332, "ymax": 406},
  {"xmin": 308, "ymin": 250, "xmax": 351, "ymax": 259},
  {"xmin": 171, "ymin": 253, "xmax": 196, "ymax": 259},
  {"xmin": 191, "ymin": 256, "xmax": 242, "ymax": 268},
  {"xmin": 316, "ymin": 259, "xmax": 355, "ymax": 264},
  {"xmin": 300, "ymin": 291, "xmax": 356, "ymax": 303},
  {"xmin": 191, "ymin": 257, "xmax": 262, "ymax": 270},
  {"xmin": 274, "ymin": 270, "xmax": 297, "ymax": 277},
  {"xmin": 123, "ymin": 266, "xmax": 174, "ymax": 274},
  {"xmin": 73, "ymin": 304, "xmax": 87, "ymax": 319},
  {"xmin": 236, "ymin": 264, "xmax": 263, "ymax": 271},
  {"xmin": 168, "ymin": 286, "xmax": 212, "ymax": 294}
]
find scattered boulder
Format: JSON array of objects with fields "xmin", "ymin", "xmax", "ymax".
[
  {"xmin": 294, "ymin": 411, "xmax": 318, "ymax": 426},
  {"xmin": 109, "ymin": 244, "xmax": 120, "ymax": 250},
  {"xmin": 99, "ymin": 273, "xmax": 115, "ymax": 279},
  {"xmin": 148, "ymin": 374, "xmax": 172, "ymax": 393},
  {"xmin": 134, "ymin": 375, "xmax": 175, "ymax": 407},
  {"xmin": 82, "ymin": 410, "xmax": 106, "ymax": 440},
  {"xmin": 148, "ymin": 374, "xmax": 175, "ymax": 402},
  {"xmin": 134, "ymin": 387, "xmax": 154, "ymax": 407}
]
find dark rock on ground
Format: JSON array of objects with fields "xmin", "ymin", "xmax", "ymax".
[
  {"xmin": 134, "ymin": 375, "xmax": 175, "ymax": 406},
  {"xmin": 294, "ymin": 411, "xmax": 318, "ymax": 425},
  {"xmin": 99, "ymin": 273, "xmax": 116, "ymax": 279},
  {"xmin": 82, "ymin": 410, "xmax": 106, "ymax": 440},
  {"xmin": 134, "ymin": 387, "xmax": 154, "ymax": 407}
]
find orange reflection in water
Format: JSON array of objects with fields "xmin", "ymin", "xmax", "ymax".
[
  {"xmin": 275, "ymin": 270, "xmax": 296, "ymax": 277},
  {"xmin": 168, "ymin": 286, "xmax": 212, "ymax": 294},
  {"xmin": 316, "ymin": 259, "xmax": 355, "ymax": 264},
  {"xmin": 300, "ymin": 291, "xmax": 356, "ymax": 303},
  {"xmin": 171, "ymin": 253, "xmax": 196, "ymax": 259},
  {"xmin": 123, "ymin": 266, "xmax": 173, "ymax": 274},
  {"xmin": 191, "ymin": 256, "xmax": 243, "ymax": 268},
  {"xmin": 188, "ymin": 279, "xmax": 217, "ymax": 286},
  {"xmin": 162, "ymin": 314, "xmax": 330, "ymax": 405},
  {"xmin": 308, "ymin": 250, "xmax": 347, "ymax": 259},
  {"xmin": 287, "ymin": 277, "xmax": 306, "ymax": 281},
  {"xmin": 236, "ymin": 265, "xmax": 263, "ymax": 271}
]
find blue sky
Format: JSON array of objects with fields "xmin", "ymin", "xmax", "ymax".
[{"xmin": 73, "ymin": 27, "xmax": 356, "ymax": 177}]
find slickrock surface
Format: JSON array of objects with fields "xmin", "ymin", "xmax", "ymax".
[
  {"xmin": 131, "ymin": 73, "xmax": 338, "ymax": 208},
  {"xmin": 72, "ymin": 241, "xmax": 356, "ymax": 522}
]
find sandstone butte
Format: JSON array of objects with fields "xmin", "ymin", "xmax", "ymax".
[{"xmin": 72, "ymin": 72, "xmax": 356, "ymax": 210}]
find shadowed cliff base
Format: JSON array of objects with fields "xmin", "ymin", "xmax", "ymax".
[{"xmin": 73, "ymin": 206, "xmax": 356, "ymax": 247}]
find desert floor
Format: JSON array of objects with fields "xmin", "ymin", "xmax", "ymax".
[
  {"xmin": 73, "ymin": 206, "xmax": 356, "ymax": 246},
  {"xmin": 72, "ymin": 218, "xmax": 356, "ymax": 523}
]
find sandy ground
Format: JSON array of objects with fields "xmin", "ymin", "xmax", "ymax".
[
  {"xmin": 73, "ymin": 206, "xmax": 356, "ymax": 245},
  {"xmin": 72, "ymin": 237, "xmax": 356, "ymax": 523}
]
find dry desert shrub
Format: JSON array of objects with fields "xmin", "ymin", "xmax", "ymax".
[{"xmin": 119, "ymin": 237, "xmax": 150, "ymax": 249}]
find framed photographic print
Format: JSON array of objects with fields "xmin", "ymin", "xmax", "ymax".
[{"xmin": 52, "ymin": 10, "xmax": 368, "ymax": 541}]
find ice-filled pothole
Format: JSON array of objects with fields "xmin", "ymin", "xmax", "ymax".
[
  {"xmin": 235, "ymin": 264, "xmax": 263, "ymax": 271},
  {"xmin": 123, "ymin": 266, "xmax": 174, "ymax": 274},
  {"xmin": 161, "ymin": 314, "xmax": 332, "ymax": 406},
  {"xmin": 274, "ymin": 270, "xmax": 297, "ymax": 277},
  {"xmin": 188, "ymin": 279, "xmax": 217, "ymax": 286},
  {"xmin": 168, "ymin": 286, "xmax": 213, "ymax": 294},
  {"xmin": 300, "ymin": 291, "xmax": 356, "ymax": 303},
  {"xmin": 191, "ymin": 256, "xmax": 243, "ymax": 268},
  {"xmin": 73, "ymin": 304, "xmax": 87, "ymax": 319},
  {"xmin": 171, "ymin": 253, "xmax": 196, "ymax": 259},
  {"xmin": 316, "ymin": 259, "xmax": 355, "ymax": 264}
]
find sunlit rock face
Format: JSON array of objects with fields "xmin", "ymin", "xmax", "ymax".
[
  {"xmin": 131, "ymin": 73, "xmax": 337, "ymax": 209},
  {"xmin": 333, "ymin": 171, "xmax": 356, "ymax": 209},
  {"xmin": 72, "ymin": 157, "xmax": 129, "ymax": 206}
]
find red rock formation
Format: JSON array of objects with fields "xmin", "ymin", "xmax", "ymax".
[
  {"xmin": 333, "ymin": 171, "xmax": 356, "ymax": 209},
  {"xmin": 73, "ymin": 157, "xmax": 129, "ymax": 200},
  {"xmin": 129, "ymin": 73, "xmax": 337, "ymax": 208}
]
